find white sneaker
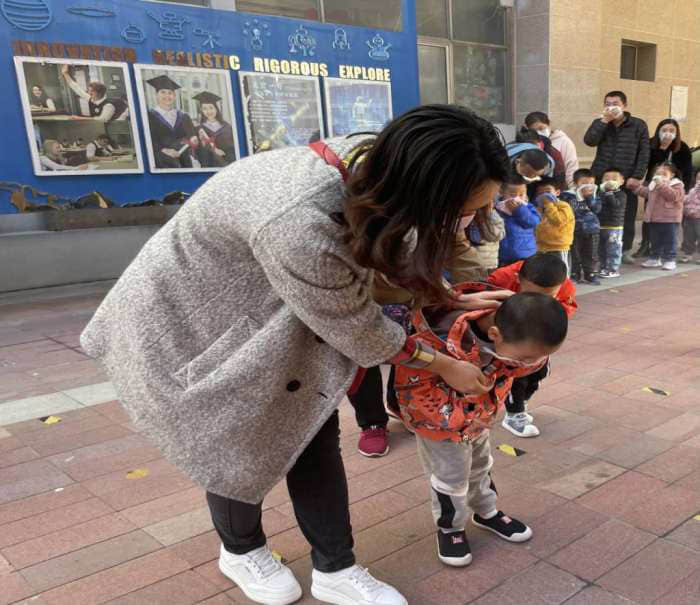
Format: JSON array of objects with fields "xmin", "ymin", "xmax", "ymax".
[
  {"xmin": 679, "ymin": 255, "xmax": 692, "ymax": 263},
  {"xmin": 502, "ymin": 413, "xmax": 540, "ymax": 438},
  {"xmin": 662, "ymin": 261, "xmax": 677, "ymax": 271},
  {"xmin": 641, "ymin": 258, "xmax": 662, "ymax": 268},
  {"xmin": 218, "ymin": 545, "xmax": 302, "ymax": 605},
  {"xmin": 311, "ymin": 565, "xmax": 407, "ymax": 605}
]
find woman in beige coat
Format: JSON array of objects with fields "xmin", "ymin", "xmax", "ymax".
[{"xmin": 81, "ymin": 106, "xmax": 511, "ymax": 605}]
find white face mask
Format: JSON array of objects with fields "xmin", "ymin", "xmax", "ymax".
[
  {"xmin": 481, "ymin": 344, "xmax": 547, "ymax": 369},
  {"xmin": 660, "ymin": 131, "xmax": 676, "ymax": 142},
  {"xmin": 576, "ymin": 184, "xmax": 598, "ymax": 200},
  {"xmin": 537, "ymin": 127, "xmax": 551, "ymax": 138},
  {"xmin": 602, "ymin": 180, "xmax": 621, "ymax": 192},
  {"xmin": 606, "ymin": 105, "xmax": 623, "ymax": 118},
  {"xmin": 521, "ymin": 174, "xmax": 541, "ymax": 184}
]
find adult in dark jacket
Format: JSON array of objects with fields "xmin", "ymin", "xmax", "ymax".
[
  {"xmin": 635, "ymin": 118, "xmax": 693, "ymax": 257},
  {"xmin": 584, "ymin": 90, "xmax": 650, "ymax": 258}
]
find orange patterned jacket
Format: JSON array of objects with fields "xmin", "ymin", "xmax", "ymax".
[{"xmin": 394, "ymin": 282, "xmax": 546, "ymax": 443}]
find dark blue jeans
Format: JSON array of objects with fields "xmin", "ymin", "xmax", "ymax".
[{"xmin": 649, "ymin": 222, "xmax": 678, "ymax": 262}]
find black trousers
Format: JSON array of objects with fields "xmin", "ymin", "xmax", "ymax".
[
  {"xmin": 206, "ymin": 411, "xmax": 355, "ymax": 572},
  {"xmin": 571, "ymin": 232, "xmax": 600, "ymax": 277},
  {"xmin": 504, "ymin": 363, "xmax": 550, "ymax": 414},
  {"xmin": 347, "ymin": 365, "xmax": 397, "ymax": 429},
  {"xmin": 622, "ymin": 188, "xmax": 639, "ymax": 252}
]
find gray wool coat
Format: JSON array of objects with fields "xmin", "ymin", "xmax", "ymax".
[{"xmin": 80, "ymin": 137, "xmax": 406, "ymax": 504}]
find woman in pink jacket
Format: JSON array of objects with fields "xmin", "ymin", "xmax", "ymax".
[{"xmin": 632, "ymin": 162, "xmax": 685, "ymax": 270}]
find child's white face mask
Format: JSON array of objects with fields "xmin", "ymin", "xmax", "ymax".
[
  {"xmin": 602, "ymin": 180, "xmax": 621, "ymax": 192},
  {"xmin": 576, "ymin": 184, "xmax": 598, "ymax": 201},
  {"xmin": 537, "ymin": 127, "xmax": 551, "ymax": 138},
  {"xmin": 481, "ymin": 344, "xmax": 547, "ymax": 369}
]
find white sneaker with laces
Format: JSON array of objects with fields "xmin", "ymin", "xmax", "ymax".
[
  {"xmin": 502, "ymin": 413, "xmax": 540, "ymax": 438},
  {"xmin": 218, "ymin": 544, "xmax": 302, "ymax": 605},
  {"xmin": 311, "ymin": 565, "xmax": 407, "ymax": 605},
  {"xmin": 662, "ymin": 261, "xmax": 677, "ymax": 271},
  {"xmin": 641, "ymin": 258, "xmax": 662, "ymax": 268}
]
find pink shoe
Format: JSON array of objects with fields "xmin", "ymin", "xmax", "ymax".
[{"xmin": 358, "ymin": 425, "xmax": 389, "ymax": 457}]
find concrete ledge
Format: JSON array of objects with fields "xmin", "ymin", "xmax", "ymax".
[{"xmin": 0, "ymin": 225, "xmax": 163, "ymax": 293}]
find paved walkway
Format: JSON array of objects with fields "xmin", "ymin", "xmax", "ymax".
[{"xmin": 1, "ymin": 269, "xmax": 700, "ymax": 604}]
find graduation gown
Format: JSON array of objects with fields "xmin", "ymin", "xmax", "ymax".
[
  {"xmin": 197, "ymin": 121, "xmax": 236, "ymax": 167},
  {"xmin": 148, "ymin": 109, "xmax": 196, "ymax": 169}
]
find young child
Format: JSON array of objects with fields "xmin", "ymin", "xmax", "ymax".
[
  {"xmin": 681, "ymin": 171, "xmax": 700, "ymax": 263},
  {"xmin": 495, "ymin": 174, "xmax": 541, "ymax": 266},
  {"xmin": 561, "ymin": 169, "xmax": 602, "ymax": 284},
  {"xmin": 465, "ymin": 206, "xmax": 506, "ymax": 279},
  {"xmin": 597, "ymin": 168, "xmax": 627, "ymax": 278},
  {"xmin": 488, "ymin": 254, "xmax": 577, "ymax": 437},
  {"xmin": 532, "ymin": 177, "xmax": 575, "ymax": 274},
  {"xmin": 394, "ymin": 290, "xmax": 568, "ymax": 567},
  {"xmin": 633, "ymin": 162, "xmax": 685, "ymax": 271}
]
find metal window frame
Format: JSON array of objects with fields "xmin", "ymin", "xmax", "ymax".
[
  {"xmin": 417, "ymin": 0, "xmax": 514, "ymax": 122},
  {"xmin": 231, "ymin": 0, "xmax": 323, "ymax": 20},
  {"xmin": 621, "ymin": 43, "xmax": 638, "ymax": 80}
]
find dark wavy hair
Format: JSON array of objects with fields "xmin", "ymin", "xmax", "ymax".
[
  {"xmin": 651, "ymin": 118, "xmax": 682, "ymax": 153},
  {"xmin": 343, "ymin": 104, "xmax": 510, "ymax": 303}
]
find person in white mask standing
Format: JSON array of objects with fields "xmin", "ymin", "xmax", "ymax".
[
  {"xmin": 584, "ymin": 91, "xmax": 650, "ymax": 264},
  {"xmin": 634, "ymin": 119, "xmax": 693, "ymax": 259},
  {"xmin": 525, "ymin": 112, "xmax": 579, "ymax": 189}
]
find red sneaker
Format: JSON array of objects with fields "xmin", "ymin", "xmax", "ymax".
[{"xmin": 358, "ymin": 425, "xmax": 389, "ymax": 457}]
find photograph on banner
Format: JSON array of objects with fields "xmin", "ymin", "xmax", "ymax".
[
  {"xmin": 239, "ymin": 72, "xmax": 324, "ymax": 154},
  {"xmin": 14, "ymin": 57, "xmax": 143, "ymax": 176},
  {"xmin": 134, "ymin": 64, "xmax": 240, "ymax": 173},
  {"xmin": 324, "ymin": 78, "xmax": 393, "ymax": 137}
]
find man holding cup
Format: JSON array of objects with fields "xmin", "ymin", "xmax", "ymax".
[{"xmin": 584, "ymin": 91, "xmax": 650, "ymax": 263}]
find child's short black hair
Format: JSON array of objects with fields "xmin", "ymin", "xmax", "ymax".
[
  {"xmin": 519, "ymin": 253, "xmax": 568, "ymax": 287},
  {"xmin": 515, "ymin": 127, "xmax": 541, "ymax": 145},
  {"xmin": 573, "ymin": 168, "xmax": 594, "ymax": 183},
  {"xmin": 653, "ymin": 161, "xmax": 681, "ymax": 179},
  {"xmin": 602, "ymin": 166, "xmax": 624, "ymax": 178},
  {"xmin": 534, "ymin": 176, "xmax": 562, "ymax": 193},
  {"xmin": 495, "ymin": 292, "xmax": 568, "ymax": 347},
  {"xmin": 501, "ymin": 173, "xmax": 527, "ymax": 191}
]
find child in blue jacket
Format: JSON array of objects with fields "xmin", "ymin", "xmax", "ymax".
[
  {"xmin": 496, "ymin": 174, "xmax": 541, "ymax": 266},
  {"xmin": 561, "ymin": 168, "xmax": 602, "ymax": 284}
]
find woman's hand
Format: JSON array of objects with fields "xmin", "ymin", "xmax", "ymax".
[
  {"xmin": 430, "ymin": 353, "xmax": 493, "ymax": 394},
  {"xmin": 452, "ymin": 289, "xmax": 513, "ymax": 310}
]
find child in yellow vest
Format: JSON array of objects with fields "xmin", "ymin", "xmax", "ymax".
[{"xmin": 533, "ymin": 177, "xmax": 575, "ymax": 274}]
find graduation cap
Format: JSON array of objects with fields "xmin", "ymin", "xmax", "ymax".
[
  {"xmin": 192, "ymin": 91, "xmax": 222, "ymax": 105},
  {"xmin": 146, "ymin": 75, "xmax": 181, "ymax": 91}
]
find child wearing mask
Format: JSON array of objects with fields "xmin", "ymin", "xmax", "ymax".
[
  {"xmin": 633, "ymin": 162, "xmax": 685, "ymax": 271},
  {"xmin": 489, "ymin": 254, "xmax": 576, "ymax": 437},
  {"xmin": 496, "ymin": 174, "xmax": 541, "ymax": 266},
  {"xmin": 561, "ymin": 169, "xmax": 602, "ymax": 284},
  {"xmin": 394, "ymin": 290, "xmax": 568, "ymax": 567},
  {"xmin": 681, "ymin": 171, "xmax": 700, "ymax": 263},
  {"xmin": 532, "ymin": 177, "xmax": 575, "ymax": 273},
  {"xmin": 597, "ymin": 168, "xmax": 627, "ymax": 278}
]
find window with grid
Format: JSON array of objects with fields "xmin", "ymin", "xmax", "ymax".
[{"xmin": 416, "ymin": 0, "xmax": 511, "ymax": 124}]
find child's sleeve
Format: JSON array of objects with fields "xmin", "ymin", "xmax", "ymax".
[
  {"xmin": 542, "ymin": 200, "xmax": 574, "ymax": 227},
  {"xmin": 657, "ymin": 182, "xmax": 685, "ymax": 205},
  {"xmin": 487, "ymin": 264, "xmax": 517, "ymax": 291},
  {"xmin": 512, "ymin": 203, "xmax": 541, "ymax": 228},
  {"xmin": 587, "ymin": 196, "xmax": 602, "ymax": 214},
  {"xmin": 557, "ymin": 279, "xmax": 578, "ymax": 317}
]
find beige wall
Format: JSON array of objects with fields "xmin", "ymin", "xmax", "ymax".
[{"xmin": 545, "ymin": 0, "xmax": 700, "ymax": 168}]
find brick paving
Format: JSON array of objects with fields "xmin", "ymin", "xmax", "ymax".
[{"xmin": 1, "ymin": 270, "xmax": 700, "ymax": 604}]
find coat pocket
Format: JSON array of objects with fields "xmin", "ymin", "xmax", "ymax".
[{"xmin": 172, "ymin": 316, "xmax": 259, "ymax": 390}]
